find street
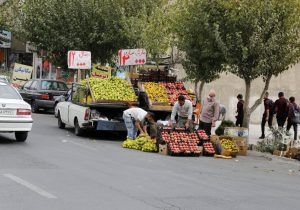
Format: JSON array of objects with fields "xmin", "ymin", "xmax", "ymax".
[{"xmin": 0, "ymin": 113, "xmax": 300, "ymax": 210}]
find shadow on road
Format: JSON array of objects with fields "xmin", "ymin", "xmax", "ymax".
[{"xmin": 0, "ymin": 134, "xmax": 18, "ymax": 144}]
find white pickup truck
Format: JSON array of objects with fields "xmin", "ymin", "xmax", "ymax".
[{"xmin": 56, "ymin": 83, "xmax": 128, "ymax": 136}]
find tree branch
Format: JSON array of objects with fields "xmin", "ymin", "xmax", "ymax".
[{"xmin": 249, "ymin": 75, "xmax": 272, "ymax": 114}]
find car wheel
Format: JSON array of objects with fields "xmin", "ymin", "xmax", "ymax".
[
  {"xmin": 58, "ymin": 112, "xmax": 65, "ymax": 129},
  {"xmin": 15, "ymin": 131, "xmax": 28, "ymax": 142},
  {"xmin": 74, "ymin": 118, "xmax": 83, "ymax": 136},
  {"xmin": 31, "ymin": 101, "xmax": 39, "ymax": 113}
]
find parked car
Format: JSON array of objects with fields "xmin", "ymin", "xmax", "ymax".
[
  {"xmin": 0, "ymin": 81, "xmax": 33, "ymax": 141},
  {"xmin": 54, "ymin": 89, "xmax": 71, "ymax": 117},
  {"xmin": 19, "ymin": 79, "xmax": 68, "ymax": 113}
]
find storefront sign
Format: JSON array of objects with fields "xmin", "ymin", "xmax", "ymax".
[
  {"xmin": 0, "ymin": 30, "xmax": 12, "ymax": 48},
  {"xmin": 12, "ymin": 63, "xmax": 33, "ymax": 88},
  {"xmin": 67, "ymin": 51, "xmax": 91, "ymax": 69},
  {"xmin": 118, "ymin": 49, "xmax": 146, "ymax": 66},
  {"xmin": 91, "ymin": 64, "xmax": 112, "ymax": 79}
]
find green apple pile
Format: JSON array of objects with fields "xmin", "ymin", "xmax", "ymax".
[
  {"xmin": 81, "ymin": 77, "xmax": 137, "ymax": 102},
  {"xmin": 122, "ymin": 134, "xmax": 157, "ymax": 152}
]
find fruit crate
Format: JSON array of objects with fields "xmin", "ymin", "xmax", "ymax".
[
  {"xmin": 215, "ymin": 136, "xmax": 239, "ymax": 157},
  {"xmin": 167, "ymin": 141, "xmax": 201, "ymax": 157},
  {"xmin": 202, "ymin": 142, "xmax": 216, "ymax": 156}
]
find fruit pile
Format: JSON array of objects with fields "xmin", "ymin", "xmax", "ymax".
[
  {"xmin": 220, "ymin": 139, "xmax": 238, "ymax": 152},
  {"xmin": 122, "ymin": 134, "xmax": 157, "ymax": 152},
  {"xmin": 203, "ymin": 142, "xmax": 215, "ymax": 154},
  {"xmin": 161, "ymin": 81, "xmax": 195, "ymax": 105},
  {"xmin": 168, "ymin": 141, "xmax": 201, "ymax": 155},
  {"xmin": 197, "ymin": 130, "xmax": 209, "ymax": 140},
  {"xmin": 143, "ymin": 82, "xmax": 169, "ymax": 104},
  {"xmin": 161, "ymin": 131, "xmax": 171, "ymax": 142},
  {"xmin": 81, "ymin": 77, "xmax": 137, "ymax": 102}
]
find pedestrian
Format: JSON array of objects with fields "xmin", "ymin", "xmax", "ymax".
[
  {"xmin": 170, "ymin": 95, "xmax": 193, "ymax": 132},
  {"xmin": 199, "ymin": 89, "xmax": 220, "ymax": 136},
  {"xmin": 274, "ymin": 92, "xmax": 288, "ymax": 128},
  {"xmin": 286, "ymin": 97, "xmax": 299, "ymax": 141},
  {"xmin": 235, "ymin": 94, "xmax": 244, "ymax": 127},
  {"xmin": 123, "ymin": 107, "xmax": 155, "ymax": 140},
  {"xmin": 259, "ymin": 92, "xmax": 274, "ymax": 139}
]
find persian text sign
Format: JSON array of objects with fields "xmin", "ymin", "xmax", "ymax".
[
  {"xmin": 91, "ymin": 64, "xmax": 112, "ymax": 79},
  {"xmin": 12, "ymin": 63, "xmax": 33, "ymax": 88},
  {"xmin": 118, "ymin": 49, "xmax": 146, "ymax": 66},
  {"xmin": 67, "ymin": 51, "xmax": 91, "ymax": 69}
]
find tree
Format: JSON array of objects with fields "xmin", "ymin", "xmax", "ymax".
[
  {"xmin": 19, "ymin": 0, "xmax": 166, "ymax": 67},
  {"xmin": 171, "ymin": 0, "xmax": 225, "ymax": 100},
  {"xmin": 206, "ymin": 0, "xmax": 300, "ymax": 127}
]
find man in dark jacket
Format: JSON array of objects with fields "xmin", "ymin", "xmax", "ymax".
[
  {"xmin": 274, "ymin": 92, "xmax": 288, "ymax": 128},
  {"xmin": 259, "ymin": 92, "xmax": 274, "ymax": 139},
  {"xmin": 287, "ymin": 97, "xmax": 299, "ymax": 141},
  {"xmin": 235, "ymin": 94, "xmax": 244, "ymax": 127}
]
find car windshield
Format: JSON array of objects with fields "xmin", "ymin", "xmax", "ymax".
[
  {"xmin": 0, "ymin": 84, "xmax": 22, "ymax": 99},
  {"xmin": 41, "ymin": 81, "xmax": 68, "ymax": 91}
]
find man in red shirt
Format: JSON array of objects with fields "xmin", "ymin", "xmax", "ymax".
[
  {"xmin": 274, "ymin": 92, "xmax": 288, "ymax": 128},
  {"xmin": 259, "ymin": 92, "xmax": 274, "ymax": 139}
]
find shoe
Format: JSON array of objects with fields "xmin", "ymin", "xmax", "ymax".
[{"xmin": 259, "ymin": 136, "xmax": 265, "ymax": 139}]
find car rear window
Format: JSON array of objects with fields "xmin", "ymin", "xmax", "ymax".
[
  {"xmin": 0, "ymin": 84, "xmax": 22, "ymax": 99},
  {"xmin": 41, "ymin": 81, "xmax": 68, "ymax": 91}
]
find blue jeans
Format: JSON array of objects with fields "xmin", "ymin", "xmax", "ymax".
[{"xmin": 123, "ymin": 113, "xmax": 137, "ymax": 140}]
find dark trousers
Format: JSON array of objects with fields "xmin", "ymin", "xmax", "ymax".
[
  {"xmin": 199, "ymin": 121, "xmax": 212, "ymax": 136},
  {"xmin": 261, "ymin": 114, "xmax": 273, "ymax": 136},
  {"xmin": 236, "ymin": 117, "xmax": 243, "ymax": 127},
  {"xmin": 287, "ymin": 119, "xmax": 298, "ymax": 140},
  {"xmin": 277, "ymin": 116, "xmax": 287, "ymax": 127}
]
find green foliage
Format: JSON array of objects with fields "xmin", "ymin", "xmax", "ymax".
[{"xmin": 171, "ymin": 0, "xmax": 225, "ymax": 85}]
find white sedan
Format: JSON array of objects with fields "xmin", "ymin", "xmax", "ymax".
[{"xmin": 0, "ymin": 82, "xmax": 33, "ymax": 141}]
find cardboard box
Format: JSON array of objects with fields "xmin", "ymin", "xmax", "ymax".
[
  {"xmin": 159, "ymin": 144, "xmax": 168, "ymax": 155},
  {"xmin": 210, "ymin": 135, "xmax": 219, "ymax": 145},
  {"xmin": 216, "ymin": 137, "xmax": 238, "ymax": 157},
  {"xmin": 233, "ymin": 137, "xmax": 248, "ymax": 156},
  {"xmin": 273, "ymin": 150, "xmax": 287, "ymax": 157}
]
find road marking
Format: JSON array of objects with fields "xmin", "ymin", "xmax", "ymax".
[
  {"xmin": 62, "ymin": 139, "xmax": 97, "ymax": 151},
  {"xmin": 3, "ymin": 174, "xmax": 57, "ymax": 199}
]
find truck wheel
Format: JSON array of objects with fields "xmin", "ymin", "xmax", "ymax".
[
  {"xmin": 74, "ymin": 119, "xmax": 83, "ymax": 136},
  {"xmin": 31, "ymin": 101, "xmax": 39, "ymax": 113},
  {"xmin": 58, "ymin": 112, "xmax": 65, "ymax": 129},
  {"xmin": 15, "ymin": 131, "xmax": 28, "ymax": 142}
]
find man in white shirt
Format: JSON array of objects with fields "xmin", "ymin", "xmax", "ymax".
[
  {"xmin": 171, "ymin": 95, "xmax": 193, "ymax": 132},
  {"xmin": 123, "ymin": 107, "xmax": 155, "ymax": 140}
]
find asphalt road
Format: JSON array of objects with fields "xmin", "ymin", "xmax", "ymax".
[{"xmin": 0, "ymin": 113, "xmax": 300, "ymax": 210}]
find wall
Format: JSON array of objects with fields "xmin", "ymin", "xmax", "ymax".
[{"xmin": 175, "ymin": 63, "xmax": 300, "ymax": 124}]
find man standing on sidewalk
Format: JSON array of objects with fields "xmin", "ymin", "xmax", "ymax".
[
  {"xmin": 199, "ymin": 89, "xmax": 220, "ymax": 136},
  {"xmin": 259, "ymin": 92, "xmax": 274, "ymax": 139},
  {"xmin": 235, "ymin": 94, "xmax": 244, "ymax": 127},
  {"xmin": 274, "ymin": 92, "xmax": 288, "ymax": 128}
]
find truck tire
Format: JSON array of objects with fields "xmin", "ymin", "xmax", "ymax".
[
  {"xmin": 15, "ymin": 131, "xmax": 28, "ymax": 142},
  {"xmin": 58, "ymin": 112, "xmax": 65, "ymax": 129},
  {"xmin": 74, "ymin": 118, "xmax": 83, "ymax": 136},
  {"xmin": 31, "ymin": 101, "xmax": 39, "ymax": 113}
]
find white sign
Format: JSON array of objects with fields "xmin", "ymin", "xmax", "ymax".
[
  {"xmin": 118, "ymin": 49, "xmax": 146, "ymax": 66},
  {"xmin": 67, "ymin": 51, "xmax": 91, "ymax": 69},
  {"xmin": 0, "ymin": 30, "xmax": 12, "ymax": 48}
]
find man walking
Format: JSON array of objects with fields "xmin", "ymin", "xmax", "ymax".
[
  {"xmin": 287, "ymin": 97, "xmax": 299, "ymax": 141},
  {"xmin": 235, "ymin": 94, "xmax": 244, "ymax": 127},
  {"xmin": 259, "ymin": 92, "xmax": 274, "ymax": 139},
  {"xmin": 274, "ymin": 92, "xmax": 288, "ymax": 128},
  {"xmin": 199, "ymin": 89, "xmax": 220, "ymax": 136}
]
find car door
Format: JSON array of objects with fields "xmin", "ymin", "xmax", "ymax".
[
  {"xmin": 19, "ymin": 80, "xmax": 33, "ymax": 103},
  {"xmin": 59, "ymin": 101, "xmax": 72, "ymax": 124}
]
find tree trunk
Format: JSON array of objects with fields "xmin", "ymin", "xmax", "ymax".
[
  {"xmin": 250, "ymin": 75, "xmax": 272, "ymax": 114},
  {"xmin": 198, "ymin": 81, "xmax": 205, "ymax": 101},
  {"xmin": 242, "ymin": 80, "xmax": 251, "ymax": 128},
  {"xmin": 194, "ymin": 80, "xmax": 199, "ymax": 99}
]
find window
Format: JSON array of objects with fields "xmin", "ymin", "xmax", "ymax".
[
  {"xmin": 30, "ymin": 81, "xmax": 38, "ymax": 90},
  {"xmin": 23, "ymin": 81, "xmax": 33, "ymax": 90},
  {"xmin": 41, "ymin": 81, "xmax": 68, "ymax": 91},
  {"xmin": 0, "ymin": 84, "xmax": 22, "ymax": 99}
]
